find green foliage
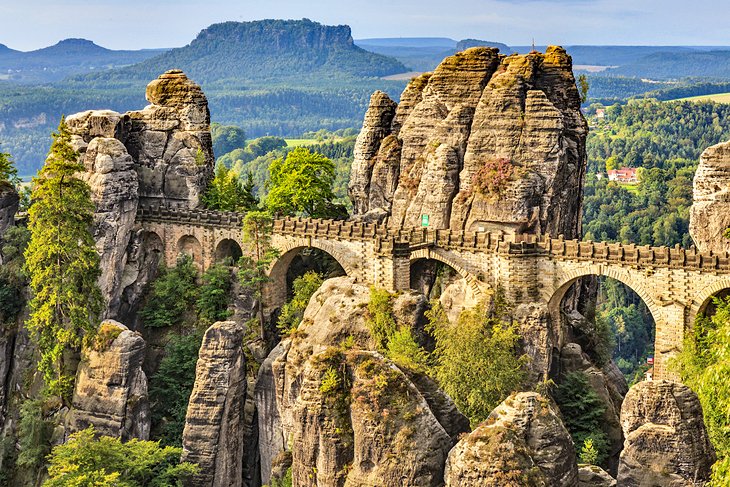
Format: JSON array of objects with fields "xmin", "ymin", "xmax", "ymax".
[
  {"xmin": 578, "ymin": 74, "xmax": 589, "ymax": 103},
  {"xmin": 211, "ymin": 123, "xmax": 246, "ymax": 157},
  {"xmin": 554, "ymin": 371, "xmax": 609, "ymax": 465},
  {"xmin": 24, "ymin": 117, "xmax": 103, "ymax": 398},
  {"xmin": 16, "ymin": 398, "xmax": 53, "ymax": 472},
  {"xmin": 268, "ymin": 467, "xmax": 293, "ymax": 487},
  {"xmin": 0, "ymin": 148, "xmax": 19, "ymax": 186},
  {"xmin": 239, "ymin": 211, "xmax": 279, "ymax": 333},
  {"xmin": 0, "ymin": 225, "xmax": 30, "ymax": 326},
  {"xmin": 149, "ymin": 332, "xmax": 203, "ymax": 447},
  {"xmin": 365, "ymin": 287, "xmax": 398, "ymax": 352},
  {"xmin": 43, "ymin": 426, "xmax": 198, "ymax": 487},
  {"xmin": 579, "ymin": 437, "xmax": 600, "ymax": 465},
  {"xmin": 386, "ymin": 328, "xmax": 429, "ymax": 373},
  {"xmin": 319, "ymin": 366, "xmax": 341, "ymax": 396},
  {"xmin": 203, "ymin": 163, "xmax": 258, "ymax": 212},
  {"xmin": 277, "ymin": 271, "xmax": 324, "ymax": 335},
  {"xmin": 676, "ymin": 296, "xmax": 730, "ymax": 485},
  {"xmin": 140, "ymin": 255, "xmax": 198, "ymax": 329},
  {"xmin": 426, "ymin": 299, "xmax": 528, "ymax": 427},
  {"xmin": 197, "ymin": 263, "xmax": 234, "ymax": 325},
  {"xmin": 266, "ymin": 147, "xmax": 346, "ymax": 218}
]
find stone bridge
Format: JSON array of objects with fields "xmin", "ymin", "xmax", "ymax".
[{"xmin": 136, "ymin": 201, "xmax": 730, "ymax": 380}]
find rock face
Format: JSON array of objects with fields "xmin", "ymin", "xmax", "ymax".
[
  {"xmin": 0, "ymin": 181, "xmax": 19, "ymax": 242},
  {"xmin": 444, "ymin": 392, "xmax": 579, "ymax": 487},
  {"xmin": 69, "ymin": 320, "xmax": 150, "ymax": 441},
  {"xmin": 690, "ymin": 139, "xmax": 730, "ymax": 253},
  {"xmin": 66, "ymin": 70, "xmax": 214, "ymax": 318},
  {"xmin": 618, "ymin": 380, "xmax": 715, "ymax": 486},
  {"xmin": 258, "ymin": 276, "xmax": 469, "ymax": 486},
  {"xmin": 182, "ymin": 321, "xmax": 247, "ymax": 487},
  {"xmin": 578, "ymin": 465, "xmax": 616, "ymax": 487},
  {"xmin": 350, "ymin": 46, "xmax": 587, "ymax": 239}
]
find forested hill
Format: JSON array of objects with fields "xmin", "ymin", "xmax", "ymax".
[
  {"xmin": 0, "ymin": 39, "xmax": 165, "ymax": 83},
  {"xmin": 81, "ymin": 19, "xmax": 407, "ymax": 84}
]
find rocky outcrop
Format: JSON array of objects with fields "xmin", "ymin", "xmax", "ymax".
[
  {"xmin": 256, "ymin": 341, "xmax": 289, "ymax": 486},
  {"xmin": 444, "ymin": 392, "xmax": 579, "ymax": 486},
  {"xmin": 617, "ymin": 380, "xmax": 715, "ymax": 486},
  {"xmin": 181, "ymin": 321, "xmax": 247, "ymax": 487},
  {"xmin": 66, "ymin": 70, "xmax": 214, "ymax": 319},
  {"xmin": 260, "ymin": 276, "xmax": 468, "ymax": 486},
  {"xmin": 578, "ymin": 465, "xmax": 616, "ymax": 486},
  {"xmin": 69, "ymin": 320, "xmax": 150, "ymax": 441},
  {"xmin": 350, "ymin": 46, "xmax": 587, "ymax": 239},
  {"xmin": 0, "ymin": 181, "xmax": 19, "ymax": 242},
  {"xmin": 690, "ymin": 139, "xmax": 730, "ymax": 253}
]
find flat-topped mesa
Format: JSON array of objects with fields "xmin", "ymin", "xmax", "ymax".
[
  {"xmin": 690, "ymin": 139, "xmax": 730, "ymax": 254},
  {"xmin": 349, "ymin": 46, "xmax": 588, "ymax": 239}
]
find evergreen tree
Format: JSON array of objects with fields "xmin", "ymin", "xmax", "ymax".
[
  {"xmin": 24, "ymin": 117, "xmax": 102, "ymax": 399},
  {"xmin": 203, "ymin": 163, "xmax": 258, "ymax": 212},
  {"xmin": 0, "ymin": 146, "xmax": 19, "ymax": 186}
]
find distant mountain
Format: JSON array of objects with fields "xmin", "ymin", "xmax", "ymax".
[
  {"xmin": 0, "ymin": 38, "xmax": 166, "ymax": 83},
  {"xmin": 87, "ymin": 19, "xmax": 407, "ymax": 84},
  {"xmin": 356, "ymin": 37, "xmax": 513, "ymax": 71},
  {"xmin": 607, "ymin": 50, "xmax": 730, "ymax": 80}
]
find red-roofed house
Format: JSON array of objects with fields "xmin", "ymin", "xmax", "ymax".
[{"xmin": 607, "ymin": 167, "xmax": 638, "ymax": 183}]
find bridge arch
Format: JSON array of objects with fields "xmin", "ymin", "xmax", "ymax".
[
  {"xmin": 177, "ymin": 235, "xmax": 203, "ymax": 265},
  {"xmin": 689, "ymin": 276, "xmax": 730, "ymax": 326},
  {"xmin": 215, "ymin": 238, "xmax": 243, "ymax": 263}
]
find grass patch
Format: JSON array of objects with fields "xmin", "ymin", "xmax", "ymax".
[
  {"xmin": 674, "ymin": 92, "xmax": 730, "ymax": 104},
  {"xmin": 284, "ymin": 138, "xmax": 318, "ymax": 147}
]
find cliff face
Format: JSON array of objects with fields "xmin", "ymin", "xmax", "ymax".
[
  {"xmin": 0, "ymin": 182, "xmax": 19, "ymax": 243},
  {"xmin": 66, "ymin": 69, "xmax": 214, "ymax": 318},
  {"xmin": 690, "ymin": 139, "xmax": 730, "ymax": 253},
  {"xmin": 350, "ymin": 46, "xmax": 587, "ymax": 239}
]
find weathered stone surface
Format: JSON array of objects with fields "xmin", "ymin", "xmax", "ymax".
[
  {"xmin": 69, "ymin": 320, "xmax": 150, "ymax": 441},
  {"xmin": 263, "ymin": 276, "xmax": 468, "ymax": 486},
  {"xmin": 0, "ymin": 181, "xmax": 19, "ymax": 242},
  {"xmin": 690, "ymin": 139, "xmax": 730, "ymax": 253},
  {"xmin": 578, "ymin": 465, "xmax": 616, "ymax": 486},
  {"xmin": 444, "ymin": 392, "xmax": 579, "ymax": 487},
  {"xmin": 618, "ymin": 380, "xmax": 715, "ymax": 486},
  {"xmin": 67, "ymin": 109, "xmax": 125, "ymax": 140},
  {"xmin": 350, "ymin": 46, "xmax": 587, "ymax": 239},
  {"xmin": 256, "ymin": 340, "xmax": 289, "ymax": 487},
  {"xmin": 182, "ymin": 321, "xmax": 247, "ymax": 487},
  {"xmin": 77, "ymin": 137, "xmax": 138, "ymax": 317}
]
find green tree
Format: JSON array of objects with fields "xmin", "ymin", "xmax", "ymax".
[
  {"xmin": 140, "ymin": 255, "xmax": 198, "ymax": 329},
  {"xmin": 580, "ymin": 437, "xmax": 600, "ymax": 465},
  {"xmin": 676, "ymin": 296, "xmax": 730, "ymax": 485},
  {"xmin": 426, "ymin": 298, "xmax": 528, "ymax": 426},
  {"xmin": 24, "ymin": 117, "xmax": 102, "ymax": 398},
  {"xmin": 578, "ymin": 74, "xmax": 590, "ymax": 103},
  {"xmin": 44, "ymin": 427, "xmax": 198, "ymax": 487},
  {"xmin": 211, "ymin": 123, "xmax": 246, "ymax": 157},
  {"xmin": 266, "ymin": 147, "xmax": 346, "ymax": 218},
  {"xmin": 16, "ymin": 398, "xmax": 54, "ymax": 477},
  {"xmin": 197, "ymin": 263, "xmax": 234, "ymax": 325},
  {"xmin": 239, "ymin": 211, "xmax": 279, "ymax": 336},
  {"xmin": 203, "ymin": 163, "xmax": 258, "ymax": 212},
  {"xmin": 0, "ymin": 225, "xmax": 30, "ymax": 325},
  {"xmin": 148, "ymin": 332, "xmax": 203, "ymax": 447},
  {"xmin": 0, "ymin": 147, "xmax": 19, "ymax": 186},
  {"xmin": 277, "ymin": 271, "xmax": 323, "ymax": 335}
]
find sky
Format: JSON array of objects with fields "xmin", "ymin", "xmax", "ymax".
[{"xmin": 1, "ymin": 0, "xmax": 729, "ymax": 51}]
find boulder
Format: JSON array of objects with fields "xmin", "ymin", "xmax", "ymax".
[
  {"xmin": 690, "ymin": 139, "xmax": 730, "ymax": 253},
  {"xmin": 261, "ymin": 276, "xmax": 468, "ymax": 486},
  {"xmin": 444, "ymin": 392, "xmax": 579, "ymax": 487},
  {"xmin": 617, "ymin": 380, "xmax": 715, "ymax": 486},
  {"xmin": 181, "ymin": 321, "xmax": 247, "ymax": 487},
  {"xmin": 578, "ymin": 465, "xmax": 616, "ymax": 486},
  {"xmin": 69, "ymin": 320, "xmax": 150, "ymax": 441}
]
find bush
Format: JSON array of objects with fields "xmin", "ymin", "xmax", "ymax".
[
  {"xmin": 386, "ymin": 328, "xmax": 429, "ymax": 373},
  {"xmin": 366, "ymin": 287, "xmax": 397, "ymax": 351},
  {"xmin": 16, "ymin": 399, "xmax": 53, "ymax": 472},
  {"xmin": 44, "ymin": 426, "xmax": 198, "ymax": 486},
  {"xmin": 140, "ymin": 256, "xmax": 198, "ymax": 328},
  {"xmin": 148, "ymin": 332, "xmax": 203, "ymax": 447},
  {"xmin": 277, "ymin": 271, "xmax": 324, "ymax": 335},
  {"xmin": 197, "ymin": 263, "xmax": 234, "ymax": 325},
  {"xmin": 554, "ymin": 371, "xmax": 609, "ymax": 465},
  {"xmin": 426, "ymin": 299, "xmax": 528, "ymax": 426}
]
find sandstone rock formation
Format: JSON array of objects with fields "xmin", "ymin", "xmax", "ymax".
[
  {"xmin": 259, "ymin": 276, "xmax": 469, "ymax": 486},
  {"xmin": 66, "ymin": 69, "xmax": 214, "ymax": 318},
  {"xmin": 69, "ymin": 320, "xmax": 150, "ymax": 441},
  {"xmin": 690, "ymin": 139, "xmax": 730, "ymax": 254},
  {"xmin": 578, "ymin": 465, "xmax": 616, "ymax": 487},
  {"xmin": 0, "ymin": 181, "xmax": 19, "ymax": 243},
  {"xmin": 350, "ymin": 46, "xmax": 587, "ymax": 239},
  {"xmin": 618, "ymin": 380, "xmax": 715, "ymax": 486},
  {"xmin": 444, "ymin": 392, "xmax": 579, "ymax": 486},
  {"xmin": 182, "ymin": 321, "xmax": 247, "ymax": 487}
]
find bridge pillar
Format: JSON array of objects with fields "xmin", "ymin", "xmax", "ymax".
[
  {"xmin": 374, "ymin": 242, "xmax": 411, "ymax": 292},
  {"xmin": 653, "ymin": 303, "xmax": 686, "ymax": 381}
]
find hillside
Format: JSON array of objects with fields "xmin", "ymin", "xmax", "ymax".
[
  {"xmin": 85, "ymin": 19, "xmax": 407, "ymax": 84},
  {"xmin": 607, "ymin": 50, "xmax": 730, "ymax": 79},
  {"xmin": 0, "ymin": 38, "xmax": 165, "ymax": 83}
]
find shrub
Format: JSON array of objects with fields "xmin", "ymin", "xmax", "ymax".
[
  {"xmin": 277, "ymin": 271, "xmax": 324, "ymax": 335},
  {"xmin": 580, "ymin": 437, "xmax": 600, "ymax": 465},
  {"xmin": 197, "ymin": 263, "xmax": 234, "ymax": 325},
  {"xmin": 16, "ymin": 399, "xmax": 53, "ymax": 472},
  {"xmin": 140, "ymin": 255, "xmax": 198, "ymax": 328},
  {"xmin": 472, "ymin": 158, "xmax": 514, "ymax": 196},
  {"xmin": 366, "ymin": 287, "xmax": 397, "ymax": 351},
  {"xmin": 386, "ymin": 328, "xmax": 429, "ymax": 373}
]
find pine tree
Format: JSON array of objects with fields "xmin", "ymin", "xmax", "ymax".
[
  {"xmin": 24, "ymin": 117, "xmax": 102, "ymax": 399},
  {"xmin": 203, "ymin": 163, "xmax": 258, "ymax": 212},
  {"xmin": 0, "ymin": 147, "xmax": 19, "ymax": 186}
]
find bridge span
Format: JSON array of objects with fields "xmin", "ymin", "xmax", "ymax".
[{"xmin": 136, "ymin": 201, "xmax": 730, "ymax": 380}]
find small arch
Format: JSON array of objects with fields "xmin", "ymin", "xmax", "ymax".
[
  {"xmin": 215, "ymin": 238, "xmax": 243, "ymax": 264},
  {"xmin": 177, "ymin": 235, "xmax": 203, "ymax": 264},
  {"xmin": 690, "ymin": 276, "xmax": 730, "ymax": 326},
  {"xmin": 409, "ymin": 248, "xmax": 483, "ymax": 299}
]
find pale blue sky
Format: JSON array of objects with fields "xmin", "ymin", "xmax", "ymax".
[{"xmin": 1, "ymin": 0, "xmax": 728, "ymax": 51}]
